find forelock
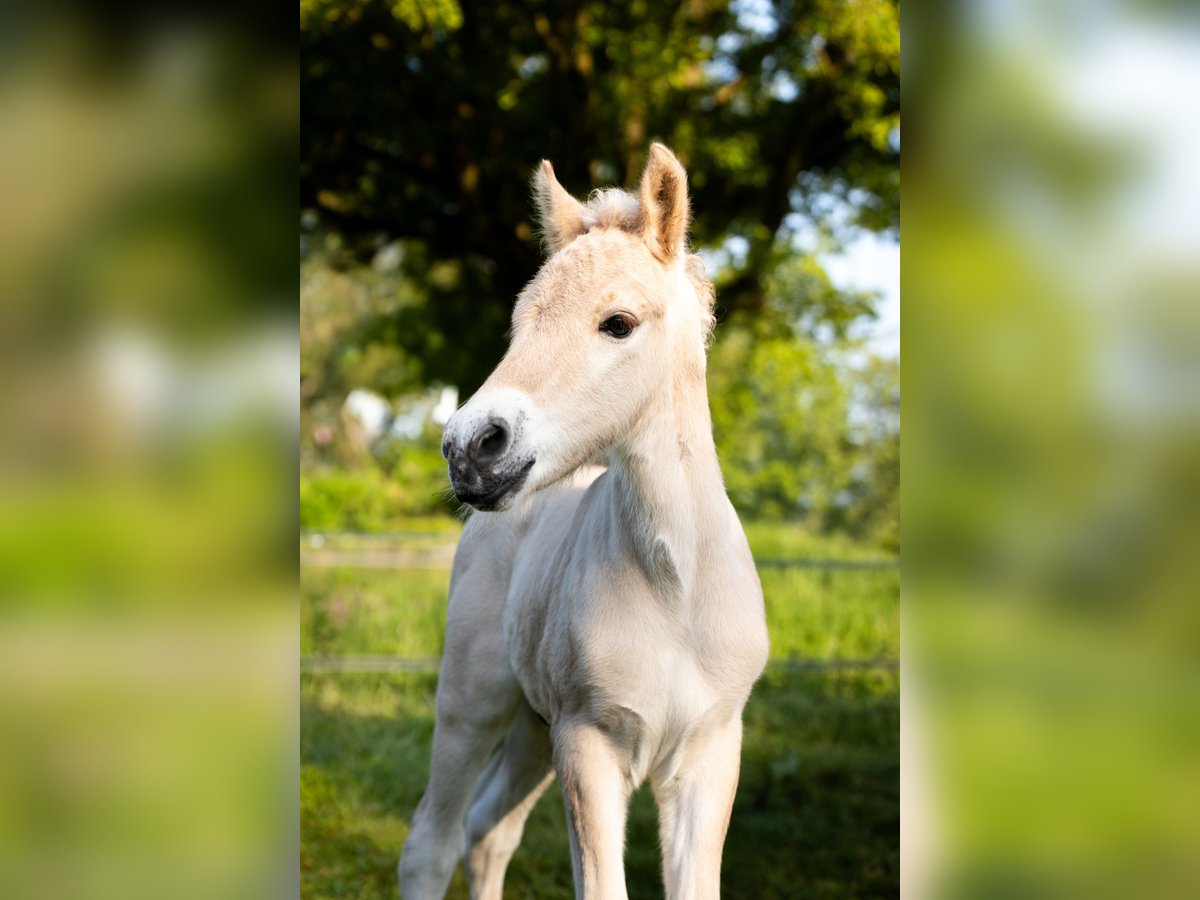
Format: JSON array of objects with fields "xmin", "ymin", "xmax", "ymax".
[{"xmin": 580, "ymin": 188, "xmax": 644, "ymax": 234}]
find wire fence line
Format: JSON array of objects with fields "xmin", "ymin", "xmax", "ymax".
[
  {"xmin": 301, "ymin": 655, "xmax": 899, "ymax": 674},
  {"xmin": 300, "ymin": 547, "xmax": 899, "ymax": 573},
  {"xmin": 754, "ymin": 558, "xmax": 900, "ymax": 571},
  {"xmin": 300, "ymin": 550, "xmax": 457, "ymax": 569},
  {"xmin": 298, "ymin": 531, "xmax": 901, "ymax": 573},
  {"xmin": 300, "ymin": 532, "xmax": 899, "ymax": 675}
]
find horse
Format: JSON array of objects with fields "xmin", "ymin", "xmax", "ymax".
[{"xmin": 399, "ymin": 144, "xmax": 769, "ymax": 900}]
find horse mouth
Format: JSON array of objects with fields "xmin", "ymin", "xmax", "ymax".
[{"xmin": 451, "ymin": 457, "xmax": 535, "ymax": 512}]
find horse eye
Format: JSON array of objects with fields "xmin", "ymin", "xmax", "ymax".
[{"xmin": 600, "ymin": 315, "xmax": 634, "ymax": 339}]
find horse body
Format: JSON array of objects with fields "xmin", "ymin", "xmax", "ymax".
[
  {"xmin": 507, "ymin": 465, "xmax": 764, "ymax": 774},
  {"xmin": 400, "ymin": 145, "xmax": 768, "ymax": 900}
]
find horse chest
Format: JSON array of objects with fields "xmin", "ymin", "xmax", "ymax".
[{"xmin": 507, "ymin": 562, "xmax": 751, "ymax": 739}]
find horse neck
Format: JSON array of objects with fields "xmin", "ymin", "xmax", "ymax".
[{"xmin": 607, "ymin": 341, "xmax": 728, "ymax": 596}]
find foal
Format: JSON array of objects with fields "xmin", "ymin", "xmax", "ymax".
[{"xmin": 399, "ymin": 144, "xmax": 768, "ymax": 900}]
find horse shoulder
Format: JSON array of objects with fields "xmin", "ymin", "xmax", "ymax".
[
  {"xmin": 688, "ymin": 507, "xmax": 770, "ymax": 689},
  {"xmin": 502, "ymin": 474, "xmax": 605, "ymax": 711}
]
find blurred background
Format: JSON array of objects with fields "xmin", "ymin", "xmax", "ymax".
[
  {"xmin": 300, "ymin": 0, "xmax": 900, "ymax": 897},
  {"xmin": 4, "ymin": 0, "xmax": 1194, "ymax": 897},
  {"xmin": 904, "ymin": 1, "xmax": 1200, "ymax": 898},
  {"xmin": 0, "ymin": 3, "xmax": 296, "ymax": 900}
]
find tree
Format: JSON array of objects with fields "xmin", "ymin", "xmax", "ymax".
[
  {"xmin": 300, "ymin": 0, "xmax": 899, "ymax": 393},
  {"xmin": 708, "ymin": 254, "xmax": 898, "ymax": 545}
]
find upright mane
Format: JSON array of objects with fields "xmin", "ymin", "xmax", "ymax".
[{"xmin": 580, "ymin": 187, "xmax": 643, "ymax": 232}]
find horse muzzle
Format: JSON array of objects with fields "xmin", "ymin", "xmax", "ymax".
[{"xmin": 443, "ymin": 414, "xmax": 535, "ymax": 511}]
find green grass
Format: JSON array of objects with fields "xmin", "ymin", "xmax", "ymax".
[
  {"xmin": 300, "ymin": 521, "xmax": 899, "ymax": 898},
  {"xmin": 760, "ymin": 568, "xmax": 899, "ymax": 661},
  {"xmin": 741, "ymin": 521, "xmax": 894, "ymax": 562},
  {"xmin": 301, "ymin": 567, "xmax": 452, "ymax": 659},
  {"xmin": 300, "ymin": 523, "xmax": 898, "ymax": 662},
  {"xmin": 301, "ymin": 668, "xmax": 899, "ymax": 899},
  {"xmin": 300, "ymin": 566, "xmax": 897, "ymax": 663}
]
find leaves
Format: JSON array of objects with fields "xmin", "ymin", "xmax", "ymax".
[
  {"xmin": 300, "ymin": 0, "xmax": 900, "ymax": 345},
  {"xmin": 708, "ymin": 290, "xmax": 898, "ymax": 545},
  {"xmin": 300, "ymin": 0, "xmax": 901, "ymax": 546}
]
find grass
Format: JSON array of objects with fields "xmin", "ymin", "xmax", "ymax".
[
  {"xmin": 301, "ymin": 668, "xmax": 898, "ymax": 899},
  {"xmin": 300, "ymin": 521, "xmax": 899, "ymax": 898},
  {"xmin": 301, "ymin": 567, "xmax": 452, "ymax": 659},
  {"xmin": 300, "ymin": 566, "xmax": 897, "ymax": 663},
  {"xmin": 300, "ymin": 522, "xmax": 898, "ymax": 663},
  {"xmin": 740, "ymin": 521, "xmax": 893, "ymax": 563},
  {"xmin": 759, "ymin": 567, "xmax": 898, "ymax": 661}
]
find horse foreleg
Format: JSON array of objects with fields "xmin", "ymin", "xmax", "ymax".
[
  {"xmin": 554, "ymin": 722, "xmax": 634, "ymax": 900},
  {"xmin": 399, "ymin": 635, "xmax": 520, "ymax": 898},
  {"xmin": 652, "ymin": 716, "xmax": 743, "ymax": 900},
  {"xmin": 399, "ymin": 709, "xmax": 507, "ymax": 898}
]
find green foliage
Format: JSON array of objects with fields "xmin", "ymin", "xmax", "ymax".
[
  {"xmin": 299, "ymin": 239, "xmax": 900, "ymax": 548},
  {"xmin": 708, "ymin": 324, "xmax": 899, "ymax": 546},
  {"xmin": 711, "ymin": 326, "xmax": 849, "ymax": 519},
  {"xmin": 299, "ymin": 0, "xmax": 901, "ymax": 549},
  {"xmin": 300, "ymin": 453, "xmax": 453, "ymax": 531},
  {"xmin": 301, "ymin": 0, "xmax": 899, "ymax": 392},
  {"xmin": 838, "ymin": 355, "xmax": 900, "ymax": 551},
  {"xmin": 299, "ymin": 251, "xmax": 422, "ymax": 409}
]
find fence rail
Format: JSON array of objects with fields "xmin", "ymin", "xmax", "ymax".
[
  {"xmin": 299, "ymin": 532, "xmax": 900, "ymax": 572},
  {"xmin": 301, "ymin": 531, "xmax": 899, "ymax": 676},
  {"xmin": 300, "ymin": 549, "xmax": 457, "ymax": 569},
  {"xmin": 301, "ymin": 550, "xmax": 899, "ymax": 572},
  {"xmin": 301, "ymin": 654, "xmax": 898, "ymax": 674}
]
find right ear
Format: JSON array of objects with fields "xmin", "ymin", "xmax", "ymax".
[{"xmin": 532, "ymin": 161, "xmax": 587, "ymax": 254}]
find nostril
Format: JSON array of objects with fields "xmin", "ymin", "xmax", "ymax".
[{"xmin": 472, "ymin": 421, "xmax": 510, "ymax": 466}]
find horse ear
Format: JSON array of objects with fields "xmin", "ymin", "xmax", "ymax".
[
  {"xmin": 532, "ymin": 161, "xmax": 587, "ymax": 254},
  {"xmin": 639, "ymin": 143, "xmax": 690, "ymax": 262}
]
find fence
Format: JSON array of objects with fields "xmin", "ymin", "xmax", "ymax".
[
  {"xmin": 300, "ymin": 531, "xmax": 900, "ymax": 674},
  {"xmin": 299, "ymin": 531, "xmax": 901, "ymax": 572}
]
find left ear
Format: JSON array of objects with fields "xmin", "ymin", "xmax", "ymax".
[
  {"xmin": 639, "ymin": 143, "xmax": 690, "ymax": 262},
  {"xmin": 532, "ymin": 160, "xmax": 587, "ymax": 254}
]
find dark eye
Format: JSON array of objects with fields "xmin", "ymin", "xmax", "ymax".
[{"xmin": 599, "ymin": 315, "xmax": 634, "ymax": 339}]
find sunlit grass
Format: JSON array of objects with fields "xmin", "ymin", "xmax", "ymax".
[
  {"xmin": 300, "ymin": 522, "xmax": 900, "ymax": 897},
  {"xmin": 300, "ymin": 667, "xmax": 899, "ymax": 899},
  {"xmin": 299, "ymin": 565, "xmax": 898, "ymax": 663},
  {"xmin": 761, "ymin": 567, "xmax": 899, "ymax": 660},
  {"xmin": 300, "ymin": 567, "xmax": 451, "ymax": 659},
  {"xmin": 299, "ymin": 521, "xmax": 899, "ymax": 662},
  {"xmin": 742, "ymin": 520, "xmax": 895, "ymax": 562}
]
